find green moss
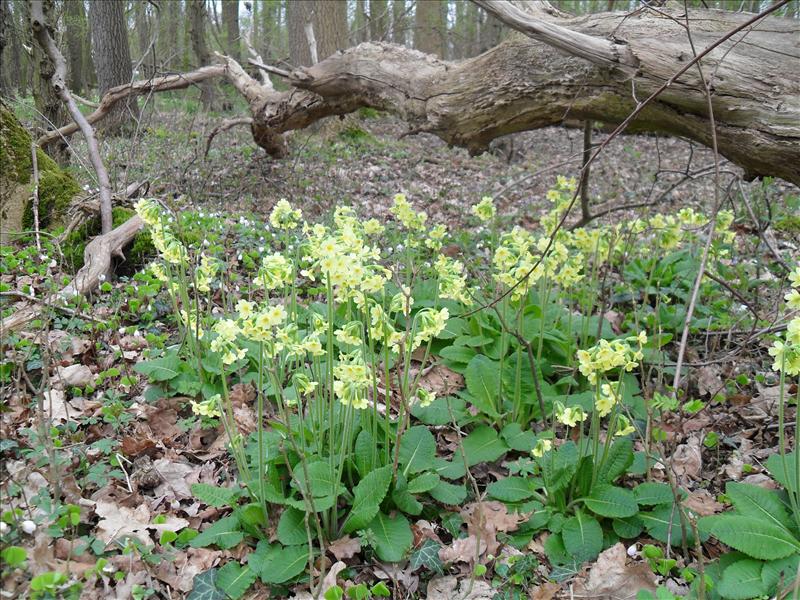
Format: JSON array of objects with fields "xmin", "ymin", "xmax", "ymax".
[
  {"xmin": 0, "ymin": 102, "xmax": 58, "ymax": 185},
  {"xmin": 62, "ymin": 207, "xmax": 154, "ymax": 273},
  {"xmin": 3, "ymin": 101, "xmax": 80, "ymax": 229},
  {"xmin": 22, "ymin": 170, "xmax": 82, "ymax": 229},
  {"xmin": 775, "ymin": 214, "xmax": 800, "ymax": 234}
]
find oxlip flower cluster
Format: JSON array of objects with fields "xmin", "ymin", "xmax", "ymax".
[
  {"xmin": 434, "ymin": 254, "xmax": 473, "ymax": 305},
  {"xmin": 333, "ymin": 352, "xmax": 372, "ymax": 409},
  {"xmin": 210, "ymin": 319, "xmax": 248, "ymax": 365},
  {"xmin": 269, "ymin": 199, "xmax": 302, "ymax": 230},
  {"xmin": 391, "ymin": 193, "xmax": 428, "ymax": 232},
  {"xmin": 769, "ymin": 265, "xmax": 800, "ymax": 376},
  {"xmin": 471, "ymin": 196, "xmax": 496, "ymax": 222},
  {"xmin": 576, "ymin": 332, "xmax": 647, "ymax": 385},
  {"xmin": 554, "ymin": 401, "xmax": 587, "ymax": 427},
  {"xmin": 135, "ymin": 198, "xmax": 187, "ymax": 265},
  {"xmin": 191, "ymin": 394, "xmax": 221, "ymax": 418}
]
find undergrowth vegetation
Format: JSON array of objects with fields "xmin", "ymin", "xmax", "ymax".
[{"xmin": 1, "ymin": 177, "xmax": 798, "ymax": 600}]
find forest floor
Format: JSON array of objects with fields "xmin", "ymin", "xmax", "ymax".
[{"xmin": 2, "ymin": 100, "xmax": 800, "ymax": 600}]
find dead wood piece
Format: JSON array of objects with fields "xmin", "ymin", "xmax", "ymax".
[{"xmin": 1, "ymin": 216, "xmax": 144, "ymax": 334}]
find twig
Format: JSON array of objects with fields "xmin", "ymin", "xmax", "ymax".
[
  {"xmin": 737, "ymin": 179, "xmax": 790, "ymax": 272},
  {"xmin": 204, "ymin": 117, "xmax": 254, "ymax": 157},
  {"xmin": 247, "ymin": 59, "xmax": 292, "ymax": 79},
  {"xmin": 579, "ymin": 120, "xmax": 593, "ymax": 223},
  {"xmin": 30, "ymin": 142, "xmax": 42, "ymax": 252}
]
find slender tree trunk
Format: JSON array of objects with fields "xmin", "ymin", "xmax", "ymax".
[
  {"xmin": 0, "ymin": 0, "xmax": 13, "ymax": 95},
  {"xmin": 89, "ymin": 0, "xmax": 139, "ymax": 134},
  {"xmin": 415, "ymin": 0, "xmax": 444, "ymax": 57},
  {"xmin": 64, "ymin": 0, "xmax": 87, "ymax": 94},
  {"xmin": 187, "ymin": 0, "xmax": 215, "ymax": 109},
  {"xmin": 370, "ymin": 0, "xmax": 388, "ymax": 40},
  {"xmin": 134, "ymin": 0, "xmax": 151, "ymax": 78},
  {"xmin": 221, "ymin": 0, "xmax": 240, "ymax": 62},
  {"xmin": 287, "ymin": 0, "xmax": 313, "ymax": 66},
  {"xmin": 392, "ymin": 0, "xmax": 406, "ymax": 44},
  {"xmin": 29, "ymin": 0, "xmax": 69, "ymax": 162},
  {"xmin": 315, "ymin": 0, "xmax": 348, "ymax": 59},
  {"xmin": 354, "ymin": 0, "xmax": 367, "ymax": 44}
]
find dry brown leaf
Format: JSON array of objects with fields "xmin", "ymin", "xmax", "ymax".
[
  {"xmin": 229, "ymin": 382, "xmax": 257, "ymax": 406},
  {"xmin": 695, "ymin": 365, "xmax": 723, "ymax": 397},
  {"xmin": 418, "ymin": 364, "xmax": 465, "ymax": 397},
  {"xmin": 153, "ymin": 547, "xmax": 220, "ymax": 592},
  {"xmin": 670, "ymin": 436, "xmax": 702, "ymax": 483},
  {"xmin": 55, "ymin": 364, "xmax": 94, "ymax": 388},
  {"xmin": 152, "ymin": 458, "xmax": 195, "ymax": 500},
  {"xmin": 572, "ymin": 543, "xmax": 657, "ymax": 599},
  {"xmin": 426, "ymin": 576, "xmax": 494, "ymax": 600},
  {"xmin": 328, "ymin": 535, "xmax": 362, "ymax": 561},
  {"xmin": 683, "ymin": 489, "xmax": 724, "ymax": 516},
  {"xmin": 438, "ymin": 535, "xmax": 486, "ymax": 564},
  {"xmin": 94, "ymin": 500, "xmax": 188, "ymax": 546},
  {"xmin": 530, "ymin": 582, "xmax": 560, "ymax": 600},
  {"xmin": 320, "ymin": 561, "xmax": 347, "ymax": 595},
  {"xmin": 44, "ymin": 389, "xmax": 70, "ymax": 422}
]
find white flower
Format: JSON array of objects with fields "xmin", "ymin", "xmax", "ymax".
[
  {"xmin": 627, "ymin": 544, "xmax": 638, "ymax": 558},
  {"xmin": 21, "ymin": 520, "xmax": 36, "ymax": 535},
  {"xmin": 0, "ymin": 522, "xmax": 8, "ymax": 535},
  {"xmin": 98, "ymin": 274, "xmax": 106, "ymax": 282}
]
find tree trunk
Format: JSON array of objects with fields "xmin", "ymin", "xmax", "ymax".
[
  {"xmin": 288, "ymin": 0, "xmax": 312, "ymax": 66},
  {"xmin": 0, "ymin": 0, "xmax": 13, "ymax": 95},
  {"xmin": 64, "ymin": 0, "xmax": 88, "ymax": 94},
  {"xmin": 29, "ymin": 0, "xmax": 69, "ymax": 163},
  {"xmin": 187, "ymin": 0, "xmax": 215, "ymax": 109},
  {"xmin": 354, "ymin": 0, "xmax": 367, "ymax": 44},
  {"xmin": 134, "ymin": 0, "xmax": 152, "ymax": 78},
  {"xmin": 392, "ymin": 0, "xmax": 406, "ymax": 44},
  {"xmin": 88, "ymin": 0, "xmax": 138, "ymax": 134},
  {"xmin": 315, "ymin": 0, "xmax": 348, "ymax": 59},
  {"xmin": 221, "ymin": 0, "xmax": 240, "ymax": 63},
  {"xmin": 370, "ymin": 0, "xmax": 388, "ymax": 41},
  {"xmin": 415, "ymin": 0, "xmax": 444, "ymax": 57}
]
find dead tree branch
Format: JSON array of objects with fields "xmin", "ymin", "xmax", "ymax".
[{"xmin": 30, "ymin": 0, "xmax": 114, "ymax": 233}]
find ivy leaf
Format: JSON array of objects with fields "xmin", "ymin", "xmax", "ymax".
[
  {"xmin": 464, "ymin": 355, "xmax": 501, "ymax": 417},
  {"xmin": 409, "ymin": 538, "xmax": 444, "ymax": 574},
  {"xmin": 342, "ymin": 465, "xmax": 393, "ymax": 534},
  {"xmin": 368, "ymin": 513, "xmax": 413, "ymax": 563},
  {"xmin": 215, "ymin": 562, "xmax": 256, "ymax": 600},
  {"xmin": 186, "ymin": 569, "xmax": 226, "ymax": 600}
]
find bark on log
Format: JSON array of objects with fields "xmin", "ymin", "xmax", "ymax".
[
  {"xmin": 250, "ymin": 4, "xmax": 799, "ymax": 185},
  {"xmin": 37, "ymin": 2, "xmax": 800, "ymax": 186}
]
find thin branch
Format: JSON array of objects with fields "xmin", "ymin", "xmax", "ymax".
[
  {"xmin": 30, "ymin": 0, "xmax": 113, "ymax": 234},
  {"xmin": 30, "ymin": 142, "xmax": 41, "ymax": 252},
  {"xmin": 204, "ymin": 117, "xmax": 254, "ymax": 157}
]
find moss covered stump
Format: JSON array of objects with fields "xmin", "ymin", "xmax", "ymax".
[{"xmin": 0, "ymin": 100, "xmax": 81, "ymax": 237}]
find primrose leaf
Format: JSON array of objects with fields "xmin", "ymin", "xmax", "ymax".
[
  {"xmin": 464, "ymin": 355, "xmax": 501, "ymax": 417},
  {"xmin": 398, "ymin": 426, "xmax": 436, "ymax": 475},
  {"xmin": 368, "ymin": 513, "xmax": 413, "ymax": 563},
  {"xmin": 461, "ymin": 425, "xmax": 508, "ymax": 466},
  {"xmin": 342, "ymin": 465, "xmax": 393, "ymax": 534},
  {"xmin": 215, "ymin": 562, "xmax": 256, "ymax": 600}
]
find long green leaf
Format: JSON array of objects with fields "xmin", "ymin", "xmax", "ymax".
[
  {"xmin": 726, "ymin": 482, "xmax": 793, "ymax": 531},
  {"xmin": 583, "ymin": 485, "xmax": 638, "ymax": 518},
  {"xmin": 561, "ymin": 512, "xmax": 602, "ymax": 563},
  {"xmin": 464, "ymin": 355, "xmax": 501, "ymax": 417},
  {"xmin": 368, "ymin": 513, "xmax": 412, "ymax": 563},
  {"xmin": 398, "ymin": 426, "xmax": 436, "ymax": 475},
  {"xmin": 718, "ymin": 559, "xmax": 768, "ymax": 600},
  {"xmin": 699, "ymin": 515, "xmax": 800, "ymax": 560},
  {"xmin": 342, "ymin": 465, "xmax": 393, "ymax": 534}
]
